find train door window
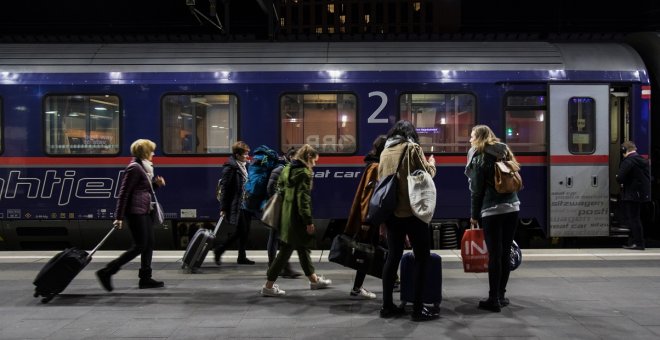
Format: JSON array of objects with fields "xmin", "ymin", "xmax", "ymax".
[
  {"xmin": 568, "ymin": 97, "xmax": 596, "ymax": 154},
  {"xmin": 44, "ymin": 95, "xmax": 120, "ymax": 155},
  {"xmin": 280, "ymin": 93, "xmax": 357, "ymax": 154},
  {"xmin": 162, "ymin": 94, "xmax": 238, "ymax": 154},
  {"xmin": 400, "ymin": 93, "xmax": 476, "ymax": 153},
  {"xmin": 0, "ymin": 97, "xmax": 3, "ymax": 154},
  {"xmin": 504, "ymin": 94, "xmax": 546, "ymax": 153}
]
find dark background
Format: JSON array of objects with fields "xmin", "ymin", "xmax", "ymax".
[{"xmin": 0, "ymin": 0, "xmax": 658, "ymax": 43}]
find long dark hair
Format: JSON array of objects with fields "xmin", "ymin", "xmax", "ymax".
[
  {"xmin": 386, "ymin": 120, "xmax": 419, "ymax": 144},
  {"xmin": 367, "ymin": 135, "xmax": 387, "ymax": 159}
]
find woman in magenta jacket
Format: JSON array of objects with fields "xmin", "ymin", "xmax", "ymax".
[{"xmin": 96, "ymin": 139, "xmax": 166, "ymax": 291}]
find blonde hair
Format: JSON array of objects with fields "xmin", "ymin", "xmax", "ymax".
[
  {"xmin": 294, "ymin": 144, "xmax": 319, "ymax": 169},
  {"xmin": 471, "ymin": 125, "xmax": 518, "ymax": 164},
  {"xmin": 130, "ymin": 139, "xmax": 156, "ymax": 159}
]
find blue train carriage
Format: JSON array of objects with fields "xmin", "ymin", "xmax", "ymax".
[{"xmin": 0, "ymin": 41, "xmax": 651, "ymax": 250}]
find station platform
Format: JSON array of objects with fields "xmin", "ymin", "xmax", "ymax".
[{"xmin": 1, "ymin": 248, "xmax": 659, "ymax": 339}]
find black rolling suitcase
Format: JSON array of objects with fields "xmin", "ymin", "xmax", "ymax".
[
  {"xmin": 33, "ymin": 226, "xmax": 116, "ymax": 303},
  {"xmin": 399, "ymin": 252, "xmax": 442, "ymax": 309},
  {"xmin": 181, "ymin": 216, "xmax": 223, "ymax": 272}
]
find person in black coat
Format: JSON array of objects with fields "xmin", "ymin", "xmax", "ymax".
[
  {"xmin": 214, "ymin": 141, "xmax": 256, "ymax": 265},
  {"xmin": 96, "ymin": 139, "xmax": 166, "ymax": 291},
  {"xmin": 617, "ymin": 141, "xmax": 651, "ymax": 250}
]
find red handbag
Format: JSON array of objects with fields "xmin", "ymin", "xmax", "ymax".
[{"xmin": 461, "ymin": 226, "xmax": 489, "ymax": 273}]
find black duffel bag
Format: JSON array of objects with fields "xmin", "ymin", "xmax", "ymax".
[{"xmin": 328, "ymin": 233, "xmax": 387, "ymax": 278}]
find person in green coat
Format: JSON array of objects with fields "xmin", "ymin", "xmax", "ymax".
[{"xmin": 260, "ymin": 144, "xmax": 332, "ymax": 297}]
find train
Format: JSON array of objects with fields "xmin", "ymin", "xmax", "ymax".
[{"xmin": 0, "ymin": 34, "xmax": 658, "ymax": 251}]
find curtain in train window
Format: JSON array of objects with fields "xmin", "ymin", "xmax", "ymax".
[
  {"xmin": 504, "ymin": 94, "xmax": 546, "ymax": 153},
  {"xmin": 400, "ymin": 93, "xmax": 475, "ymax": 153},
  {"xmin": 568, "ymin": 97, "xmax": 596, "ymax": 154},
  {"xmin": 280, "ymin": 93, "xmax": 357, "ymax": 154},
  {"xmin": 44, "ymin": 95, "xmax": 120, "ymax": 155},
  {"xmin": 162, "ymin": 94, "xmax": 238, "ymax": 154}
]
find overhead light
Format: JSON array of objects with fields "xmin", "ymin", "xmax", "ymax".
[
  {"xmin": 90, "ymin": 98, "xmax": 119, "ymax": 107},
  {"xmin": 94, "ymin": 107, "xmax": 107, "ymax": 111}
]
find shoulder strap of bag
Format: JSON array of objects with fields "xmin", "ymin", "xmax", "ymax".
[
  {"xmin": 135, "ymin": 162, "xmax": 159, "ymax": 203},
  {"xmin": 396, "ymin": 143, "xmax": 409, "ymax": 174}
]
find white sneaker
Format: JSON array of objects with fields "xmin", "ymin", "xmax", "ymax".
[
  {"xmin": 350, "ymin": 287, "xmax": 376, "ymax": 300},
  {"xmin": 309, "ymin": 275, "xmax": 332, "ymax": 290},
  {"xmin": 261, "ymin": 284, "xmax": 286, "ymax": 297}
]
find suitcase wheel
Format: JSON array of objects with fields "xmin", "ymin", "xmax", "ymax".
[{"xmin": 33, "ymin": 291, "xmax": 39, "ymax": 298}]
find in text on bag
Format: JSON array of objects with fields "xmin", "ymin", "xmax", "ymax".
[
  {"xmin": 460, "ymin": 227, "xmax": 488, "ymax": 273},
  {"xmin": 494, "ymin": 160, "xmax": 523, "ymax": 193}
]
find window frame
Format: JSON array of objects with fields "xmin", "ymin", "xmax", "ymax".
[
  {"xmin": 0, "ymin": 96, "xmax": 3, "ymax": 155},
  {"xmin": 567, "ymin": 96, "xmax": 597, "ymax": 155},
  {"xmin": 279, "ymin": 91, "xmax": 359, "ymax": 156},
  {"xmin": 160, "ymin": 92, "xmax": 241, "ymax": 156},
  {"xmin": 42, "ymin": 93, "xmax": 122, "ymax": 157},
  {"xmin": 503, "ymin": 91, "xmax": 548, "ymax": 154},
  {"xmin": 398, "ymin": 91, "xmax": 478, "ymax": 155}
]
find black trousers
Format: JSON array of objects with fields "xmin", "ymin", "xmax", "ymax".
[
  {"xmin": 481, "ymin": 211, "xmax": 518, "ymax": 299},
  {"xmin": 216, "ymin": 209, "xmax": 251, "ymax": 259},
  {"xmin": 382, "ymin": 215, "xmax": 430, "ymax": 311},
  {"xmin": 106, "ymin": 213, "xmax": 154, "ymax": 278},
  {"xmin": 622, "ymin": 200, "xmax": 645, "ymax": 247}
]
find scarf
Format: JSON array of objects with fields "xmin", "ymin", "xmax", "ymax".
[
  {"xmin": 141, "ymin": 159, "xmax": 154, "ymax": 181},
  {"xmin": 237, "ymin": 159, "xmax": 248, "ymax": 179}
]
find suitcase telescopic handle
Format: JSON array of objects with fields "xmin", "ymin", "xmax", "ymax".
[
  {"xmin": 87, "ymin": 226, "xmax": 117, "ymax": 260},
  {"xmin": 213, "ymin": 216, "xmax": 223, "ymax": 236}
]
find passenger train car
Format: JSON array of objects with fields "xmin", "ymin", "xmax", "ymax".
[{"xmin": 0, "ymin": 38, "xmax": 654, "ymax": 250}]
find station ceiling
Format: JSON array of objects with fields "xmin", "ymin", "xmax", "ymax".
[{"xmin": 0, "ymin": 0, "xmax": 658, "ymax": 43}]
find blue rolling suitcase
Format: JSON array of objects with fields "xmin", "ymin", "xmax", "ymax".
[
  {"xmin": 33, "ymin": 226, "xmax": 116, "ymax": 303},
  {"xmin": 399, "ymin": 252, "xmax": 442, "ymax": 308}
]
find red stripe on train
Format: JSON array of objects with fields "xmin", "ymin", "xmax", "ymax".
[
  {"xmin": 550, "ymin": 155, "xmax": 608, "ymax": 164},
  {"xmin": 2, "ymin": 155, "xmax": 550, "ymax": 166}
]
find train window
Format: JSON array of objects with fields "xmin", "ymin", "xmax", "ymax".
[
  {"xmin": 162, "ymin": 94, "xmax": 238, "ymax": 154},
  {"xmin": 0, "ymin": 97, "xmax": 2, "ymax": 154},
  {"xmin": 568, "ymin": 97, "xmax": 596, "ymax": 154},
  {"xmin": 400, "ymin": 93, "xmax": 475, "ymax": 153},
  {"xmin": 44, "ymin": 95, "xmax": 120, "ymax": 155},
  {"xmin": 504, "ymin": 94, "xmax": 546, "ymax": 153},
  {"xmin": 280, "ymin": 93, "xmax": 357, "ymax": 154}
]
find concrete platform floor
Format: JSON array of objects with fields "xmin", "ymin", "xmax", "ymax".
[{"xmin": 1, "ymin": 248, "xmax": 660, "ymax": 339}]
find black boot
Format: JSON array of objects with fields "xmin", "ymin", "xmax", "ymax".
[
  {"xmin": 96, "ymin": 267, "xmax": 115, "ymax": 292},
  {"xmin": 236, "ymin": 250, "xmax": 255, "ymax": 265},
  {"xmin": 138, "ymin": 269, "xmax": 164, "ymax": 289},
  {"xmin": 411, "ymin": 306, "xmax": 440, "ymax": 322},
  {"xmin": 478, "ymin": 298, "xmax": 501, "ymax": 312}
]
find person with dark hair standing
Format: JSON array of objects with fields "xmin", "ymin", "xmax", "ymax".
[
  {"xmin": 260, "ymin": 144, "xmax": 332, "ymax": 296},
  {"xmin": 466, "ymin": 125, "xmax": 520, "ymax": 312},
  {"xmin": 214, "ymin": 141, "xmax": 256, "ymax": 265},
  {"xmin": 378, "ymin": 120, "xmax": 438, "ymax": 321},
  {"xmin": 265, "ymin": 147, "xmax": 301, "ymax": 278},
  {"xmin": 618, "ymin": 141, "xmax": 651, "ymax": 250},
  {"xmin": 96, "ymin": 139, "xmax": 166, "ymax": 291},
  {"xmin": 344, "ymin": 135, "xmax": 387, "ymax": 300}
]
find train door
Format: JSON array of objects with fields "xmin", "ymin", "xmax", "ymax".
[
  {"xmin": 548, "ymin": 84, "xmax": 609, "ymax": 237},
  {"xmin": 609, "ymin": 87, "xmax": 631, "ymax": 236}
]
